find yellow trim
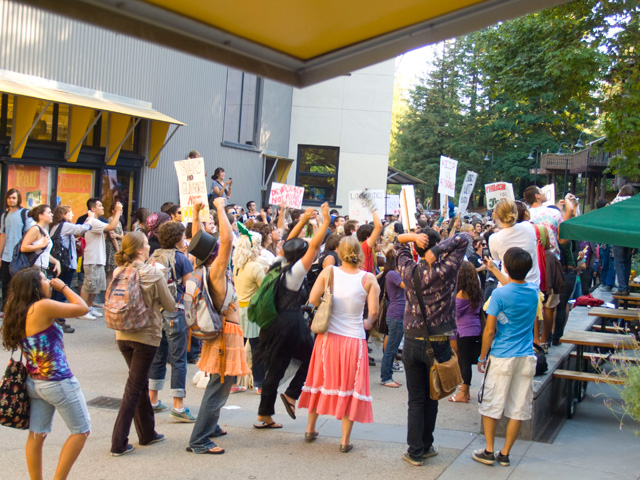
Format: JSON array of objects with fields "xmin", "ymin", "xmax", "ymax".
[
  {"xmin": 148, "ymin": 121, "xmax": 170, "ymax": 169},
  {"xmin": 10, "ymin": 96, "xmax": 41, "ymax": 158},
  {"xmin": 66, "ymin": 106, "xmax": 95, "ymax": 163},
  {"xmin": 276, "ymin": 159, "xmax": 293, "ymax": 184},
  {"xmin": 104, "ymin": 113, "xmax": 133, "ymax": 166},
  {"xmin": 238, "ymin": 301, "xmax": 250, "ymax": 308}
]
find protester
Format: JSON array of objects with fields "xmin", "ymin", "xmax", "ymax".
[
  {"xmin": 210, "ymin": 168, "xmax": 232, "ymax": 204},
  {"xmin": 110, "ymin": 231, "xmax": 175, "ymax": 456},
  {"xmin": 20, "ymin": 205, "xmax": 61, "ymax": 277},
  {"xmin": 380, "ymin": 248, "xmax": 405, "ymax": 388},
  {"xmin": 105, "ymin": 202, "xmax": 124, "ymax": 288},
  {"xmin": 132, "ymin": 207, "xmax": 150, "ymax": 233},
  {"xmin": 1, "ymin": 267, "xmax": 90, "ymax": 478},
  {"xmin": 146, "ymin": 212, "xmax": 171, "ymax": 255},
  {"xmin": 299, "ymin": 236, "xmax": 379, "ymax": 452}
]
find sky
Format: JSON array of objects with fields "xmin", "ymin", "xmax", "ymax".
[{"xmin": 394, "ymin": 44, "xmax": 438, "ymax": 93}]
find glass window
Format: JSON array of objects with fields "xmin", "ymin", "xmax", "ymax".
[
  {"xmin": 296, "ymin": 145, "xmax": 339, "ymax": 205},
  {"xmin": 56, "ymin": 168, "xmax": 96, "ymax": 218},
  {"xmin": 56, "ymin": 104, "xmax": 69, "ymax": 143},
  {"xmin": 99, "ymin": 114, "xmax": 136, "ymax": 152},
  {"xmin": 223, "ymin": 68, "xmax": 261, "ymax": 146},
  {"xmin": 102, "ymin": 169, "xmax": 138, "ymax": 230},
  {"xmin": 7, "ymin": 165, "xmax": 54, "ymax": 208},
  {"xmin": 28, "ymin": 101, "xmax": 54, "ymax": 141}
]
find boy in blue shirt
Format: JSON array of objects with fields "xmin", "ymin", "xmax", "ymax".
[{"xmin": 473, "ymin": 247, "xmax": 538, "ymax": 467}]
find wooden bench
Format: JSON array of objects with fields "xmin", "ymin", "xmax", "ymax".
[
  {"xmin": 588, "ymin": 307, "xmax": 638, "ymax": 321},
  {"xmin": 612, "ymin": 292, "xmax": 640, "ymax": 309},
  {"xmin": 569, "ymin": 351, "xmax": 640, "ymax": 364},
  {"xmin": 553, "ymin": 369, "xmax": 625, "ymax": 385},
  {"xmin": 590, "ymin": 325, "xmax": 628, "ymax": 334}
]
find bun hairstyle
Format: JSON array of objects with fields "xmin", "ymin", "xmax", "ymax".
[
  {"xmin": 115, "ymin": 231, "xmax": 147, "ymax": 266},
  {"xmin": 29, "ymin": 204, "xmax": 51, "ymax": 222},
  {"xmin": 337, "ymin": 235, "xmax": 364, "ymax": 266},
  {"xmin": 493, "ymin": 198, "xmax": 517, "ymax": 227}
]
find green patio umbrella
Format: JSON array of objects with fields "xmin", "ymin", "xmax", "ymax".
[{"xmin": 559, "ymin": 194, "xmax": 640, "ymax": 249}]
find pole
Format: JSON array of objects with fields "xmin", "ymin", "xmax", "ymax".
[
  {"xmin": 534, "ymin": 150, "xmax": 539, "ymax": 185},
  {"xmin": 582, "ymin": 144, "xmax": 590, "ymax": 212},
  {"xmin": 564, "ymin": 156, "xmax": 568, "ymax": 195}
]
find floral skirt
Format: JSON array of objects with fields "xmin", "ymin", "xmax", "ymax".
[{"xmin": 298, "ymin": 332, "xmax": 373, "ymax": 424}]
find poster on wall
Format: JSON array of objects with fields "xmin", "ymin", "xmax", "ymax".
[
  {"xmin": 57, "ymin": 168, "xmax": 95, "ymax": 217},
  {"xmin": 458, "ymin": 171, "xmax": 478, "ymax": 214},
  {"xmin": 438, "ymin": 155, "xmax": 458, "ymax": 197},
  {"xmin": 484, "ymin": 182, "xmax": 515, "ymax": 210},
  {"xmin": 174, "ymin": 157, "xmax": 210, "ymax": 222},
  {"xmin": 269, "ymin": 182, "xmax": 305, "ymax": 209},
  {"xmin": 7, "ymin": 165, "xmax": 50, "ymax": 208},
  {"xmin": 400, "ymin": 185, "xmax": 417, "ymax": 232},
  {"xmin": 349, "ymin": 190, "xmax": 385, "ymax": 223},
  {"xmin": 385, "ymin": 195, "xmax": 401, "ymax": 216}
]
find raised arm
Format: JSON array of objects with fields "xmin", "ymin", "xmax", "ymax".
[
  {"xmin": 366, "ymin": 210, "xmax": 383, "ymax": 248},
  {"xmin": 192, "ymin": 202, "xmax": 205, "ymax": 237},
  {"xmin": 287, "ymin": 207, "xmax": 313, "ymax": 240},
  {"xmin": 300, "ymin": 202, "xmax": 331, "ymax": 272},
  {"xmin": 34, "ymin": 278, "xmax": 89, "ymax": 323},
  {"xmin": 208, "ymin": 197, "xmax": 232, "ymax": 285},
  {"xmin": 103, "ymin": 202, "xmax": 123, "ymax": 232}
]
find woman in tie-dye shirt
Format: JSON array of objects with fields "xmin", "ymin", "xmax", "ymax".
[{"xmin": 1, "ymin": 266, "xmax": 90, "ymax": 479}]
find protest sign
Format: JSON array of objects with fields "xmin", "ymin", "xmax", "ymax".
[
  {"xmin": 174, "ymin": 157, "xmax": 209, "ymax": 222},
  {"xmin": 484, "ymin": 182, "xmax": 515, "ymax": 210},
  {"xmin": 438, "ymin": 156, "xmax": 458, "ymax": 197},
  {"xmin": 385, "ymin": 195, "xmax": 400, "ymax": 216},
  {"xmin": 440, "ymin": 193, "xmax": 448, "ymax": 218},
  {"xmin": 541, "ymin": 183, "xmax": 555, "ymax": 207},
  {"xmin": 349, "ymin": 190, "xmax": 385, "ymax": 223},
  {"xmin": 400, "ymin": 185, "xmax": 417, "ymax": 231},
  {"xmin": 458, "ymin": 171, "xmax": 478, "ymax": 214},
  {"xmin": 269, "ymin": 182, "xmax": 304, "ymax": 209}
]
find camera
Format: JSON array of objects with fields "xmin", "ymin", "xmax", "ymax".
[{"xmin": 482, "ymin": 247, "xmax": 491, "ymax": 259}]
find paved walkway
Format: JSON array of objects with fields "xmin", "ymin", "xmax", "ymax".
[{"xmin": 0, "ymin": 287, "xmax": 638, "ymax": 479}]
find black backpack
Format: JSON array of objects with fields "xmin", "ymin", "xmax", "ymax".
[{"xmin": 50, "ymin": 222, "xmax": 72, "ymax": 270}]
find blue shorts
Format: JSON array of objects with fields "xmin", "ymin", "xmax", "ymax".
[{"xmin": 26, "ymin": 376, "xmax": 91, "ymax": 434}]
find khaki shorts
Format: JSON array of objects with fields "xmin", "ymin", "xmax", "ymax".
[
  {"xmin": 81, "ymin": 264, "xmax": 106, "ymax": 294},
  {"xmin": 478, "ymin": 355, "xmax": 536, "ymax": 421}
]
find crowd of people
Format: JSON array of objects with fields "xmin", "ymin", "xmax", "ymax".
[{"xmin": 0, "ymin": 173, "xmax": 636, "ymax": 476}]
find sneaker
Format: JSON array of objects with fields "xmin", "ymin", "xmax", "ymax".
[
  {"xmin": 60, "ymin": 323, "xmax": 76, "ymax": 334},
  {"xmin": 540, "ymin": 342, "xmax": 549, "ymax": 354},
  {"xmin": 369, "ymin": 356, "xmax": 376, "ymax": 367},
  {"xmin": 230, "ymin": 386, "xmax": 246, "ymax": 394},
  {"xmin": 392, "ymin": 362, "xmax": 404, "ymax": 372},
  {"xmin": 170, "ymin": 407, "xmax": 196, "ymax": 423},
  {"xmin": 140, "ymin": 434, "xmax": 165, "ymax": 446},
  {"xmin": 152, "ymin": 401, "xmax": 169, "ymax": 413},
  {"xmin": 472, "ymin": 448, "xmax": 496, "ymax": 465},
  {"xmin": 196, "ymin": 373, "xmax": 210, "ymax": 389},
  {"xmin": 495, "ymin": 450, "xmax": 510, "ymax": 466},
  {"xmin": 402, "ymin": 452, "xmax": 423, "ymax": 466},
  {"xmin": 423, "ymin": 445, "xmax": 439, "ymax": 459},
  {"xmin": 600, "ymin": 285, "xmax": 612, "ymax": 292},
  {"xmin": 90, "ymin": 307, "xmax": 103, "ymax": 317},
  {"xmin": 79, "ymin": 312, "xmax": 96, "ymax": 320},
  {"xmin": 110, "ymin": 444, "xmax": 135, "ymax": 457},
  {"xmin": 255, "ymin": 387, "xmax": 262, "ymax": 395}
]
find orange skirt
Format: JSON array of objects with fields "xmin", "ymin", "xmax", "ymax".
[
  {"xmin": 197, "ymin": 321, "xmax": 251, "ymax": 378},
  {"xmin": 298, "ymin": 332, "xmax": 373, "ymax": 424}
]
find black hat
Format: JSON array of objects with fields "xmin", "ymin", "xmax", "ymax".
[
  {"xmin": 282, "ymin": 237, "xmax": 308, "ymax": 264},
  {"xmin": 188, "ymin": 230, "xmax": 219, "ymax": 268}
]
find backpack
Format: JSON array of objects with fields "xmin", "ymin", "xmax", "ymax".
[
  {"xmin": 9, "ymin": 226, "xmax": 45, "ymax": 276},
  {"xmin": 183, "ymin": 266, "xmax": 231, "ymax": 340},
  {"xmin": 247, "ymin": 262, "xmax": 283, "ymax": 329},
  {"xmin": 50, "ymin": 222, "xmax": 72, "ymax": 270},
  {"xmin": 104, "ymin": 265, "xmax": 151, "ymax": 331},
  {"xmin": 148, "ymin": 248, "xmax": 179, "ymax": 301},
  {"xmin": 534, "ymin": 224, "xmax": 547, "ymax": 292},
  {"xmin": 546, "ymin": 251, "xmax": 565, "ymax": 294}
]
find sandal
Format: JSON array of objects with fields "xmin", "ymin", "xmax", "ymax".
[
  {"xmin": 186, "ymin": 446, "xmax": 225, "ymax": 455},
  {"xmin": 448, "ymin": 392, "xmax": 470, "ymax": 403},
  {"xmin": 381, "ymin": 380, "xmax": 402, "ymax": 388},
  {"xmin": 280, "ymin": 393, "xmax": 296, "ymax": 420},
  {"xmin": 253, "ymin": 421, "xmax": 283, "ymax": 429}
]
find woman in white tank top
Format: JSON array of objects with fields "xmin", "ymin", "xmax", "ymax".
[{"xmin": 298, "ymin": 236, "xmax": 380, "ymax": 453}]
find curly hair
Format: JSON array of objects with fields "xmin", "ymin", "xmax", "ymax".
[
  {"xmin": 232, "ymin": 233, "xmax": 262, "ymax": 271},
  {"xmin": 1, "ymin": 267, "xmax": 46, "ymax": 350},
  {"xmin": 457, "ymin": 261, "xmax": 483, "ymax": 309},
  {"xmin": 52, "ymin": 205, "xmax": 71, "ymax": 228},
  {"xmin": 157, "ymin": 221, "xmax": 185, "ymax": 249},
  {"xmin": 250, "ymin": 221, "xmax": 272, "ymax": 248}
]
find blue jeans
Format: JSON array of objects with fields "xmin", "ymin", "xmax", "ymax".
[
  {"xmin": 189, "ymin": 374, "xmax": 236, "ymax": 453},
  {"xmin": 381, "ymin": 318, "xmax": 404, "ymax": 383},
  {"xmin": 51, "ymin": 268, "xmax": 75, "ymax": 325},
  {"xmin": 27, "ymin": 376, "xmax": 91, "ymax": 434},
  {"xmin": 149, "ymin": 309, "xmax": 188, "ymax": 398},
  {"xmin": 613, "ymin": 246, "xmax": 633, "ymax": 292},
  {"xmin": 402, "ymin": 338, "xmax": 452, "ymax": 461},
  {"xmin": 600, "ymin": 245, "xmax": 615, "ymax": 287}
]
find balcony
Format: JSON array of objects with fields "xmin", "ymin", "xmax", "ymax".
[{"xmin": 536, "ymin": 148, "xmax": 618, "ymax": 175}]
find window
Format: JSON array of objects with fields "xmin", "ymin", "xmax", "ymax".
[
  {"xmin": 222, "ymin": 68, "xmax": 261, "ymax": 147},
  {"xmin": 296, "ymin": 145, "xmax": 339, "ymax": 205}
]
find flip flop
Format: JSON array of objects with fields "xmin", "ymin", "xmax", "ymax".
[
  {"xmin": 253, "ymin": 421, "xmax": 283, "ymax": 429},
  {"xmin": 381, "ymin": 380, "xmax": 401, "ymax": 388},
  {"xmin": 448, "ymin": 394, "xmax": 470, "ymax": 403},
  {"xmin": 280, "ymin": 394, "xmax": 296, "ymax": 420},
  {"xmin": 186, "ymin": 446, "xmax": 225, "ymax": 455}
]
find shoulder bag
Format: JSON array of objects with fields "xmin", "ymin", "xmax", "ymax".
[
  {"xmin": 0, "ymin": 350, "xmax": 30, "ymax": 430},
  {"xmin": 310, "ymin": 266, "xmax": 333, "ymax": 334},
  {"xmin": 412, "ymin": 265, "xmax": 462, "ymax": 401}
]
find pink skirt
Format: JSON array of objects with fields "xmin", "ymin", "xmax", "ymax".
[{"xmin": 298, "ymin": 332, "xmax": 373, "ymax": 424}]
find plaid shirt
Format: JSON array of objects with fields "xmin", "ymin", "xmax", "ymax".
[{"xmin": 394, "ymin": 232, "xmax": 470, "ymax": 338}]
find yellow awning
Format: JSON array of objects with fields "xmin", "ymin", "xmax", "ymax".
[{"xmin": 25, "ymin": 0, "xmax": 569, "ymax": 87}]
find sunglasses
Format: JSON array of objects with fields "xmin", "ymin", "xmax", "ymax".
[{"xmin": 229, "ymin": 211, "xmax": 238, "ymax": 215}]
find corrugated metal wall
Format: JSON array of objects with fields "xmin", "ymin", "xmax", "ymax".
[{"xmin": 0, "ymin": 0, "xmax": 293, "ymax": 211}]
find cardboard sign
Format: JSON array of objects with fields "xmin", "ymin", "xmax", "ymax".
[
  {"xmin": 541, "ymin": 184, "xmax": 555, "ymax": 207},
  {"xmin": 349, "ymin": 190, "xmax": 385, "ymax": 223},
  {"xmin": 484, "ymin": 182, "xmax": 515, "ymax": 210},
  {"xmin": 269, "ymin": 182, "xmax": 304, "ymax": 209},
  {"xmin": 458, "ymin": 171, "xmax": 478, "ymax": 214},
  {"xmin": 438, "ymin": 155, "xmax": 458, "ymax": 197},
  {"xmin": 385, "ymin": 195, "xmax": 401, "ymax": 216},
  {"xmin": 174, "ymin": 157, "xmax": 210, "ymax": 222},
  {"xmin": 400, "ymin": 185, "xmax": 417, "ymax": 231}
]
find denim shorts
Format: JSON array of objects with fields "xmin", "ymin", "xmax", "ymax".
[{"xmin": 26, "ymin": 376, "xmax": 91, "ymax": 434}]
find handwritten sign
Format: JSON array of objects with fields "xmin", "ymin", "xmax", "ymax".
[
  {"xmin": 349, "ymin": 190, "xmax": 385, "ymax": 223},
  {"xmin": 541, "ymin": 184, "xmax": 555, "ymax": 207},
  {"xmin": 458, "ymin": 171, "xmax": 478, "ymax": 214},
  {"xmin": 484, "ymin": 182, "xmax": 515, "ymax": 210},
  {"xmin": 174, "ymin": 157, "xmax": 210, "ymax": 222},
  {"xmin": 269, "ymin": 182, "xmax": 304, "ymax": 209},
  {"xmin": 438, "ymin": 156, "xmax": 458, "ymax": 197},
  {"xmin": 400, "ymin": 185, "xmax": 417, "ymax": 231},
  {"xmin": 385, "ymin": 195, "xmax": 401, "ymax": 216}
]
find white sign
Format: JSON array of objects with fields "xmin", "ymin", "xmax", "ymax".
[
  {"xmin": 400, "ymin": 185, "xmax": 417, "ymax": 231},
  {"xmin": 438, "ymin": 155, "xmax": 458, "ymax": 197},
  {"xmin": 269, "ymin": 182, "xmax": 305, "ymax": 209},
  {"xmin": 385, "ymin": 195, "xmax": 401, "ymax": 216},
  {"xmin": 174, "ymin": 157, "xmax": 210, "ymax": 222},
  {"xmin": 458, "ymin": 171, "xmax": 478, "ymax": 214},
  {"xmin": 541, "ymin": 184, "xmax": 555, "ymax": 207},
  {"xmin": 484, "ymin": 182, "xmax": 515, "ymax": 210},
  {"xmin": 349, "ymin": 190, "xmax": 385, "ymax": 223}
]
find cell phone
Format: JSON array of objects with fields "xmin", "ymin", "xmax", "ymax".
[{"xmin": 482, "ymin": 247, "xmax": 491, "ymax": 259}]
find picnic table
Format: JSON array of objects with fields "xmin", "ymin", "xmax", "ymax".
[
  {"xmin": 630, "ymin": 282, "xmax": 640, "ymax": 291},
  {"xmin": 555, "ymin": 330, "xmax": 636, "ymax": 418},
  {"xmin": 588, "ymin": 306, "xmax": 638, "ymax": 333},
  {"xmin": 612, "ymin": 292, "xmax": 640, "ymax": 309}
]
